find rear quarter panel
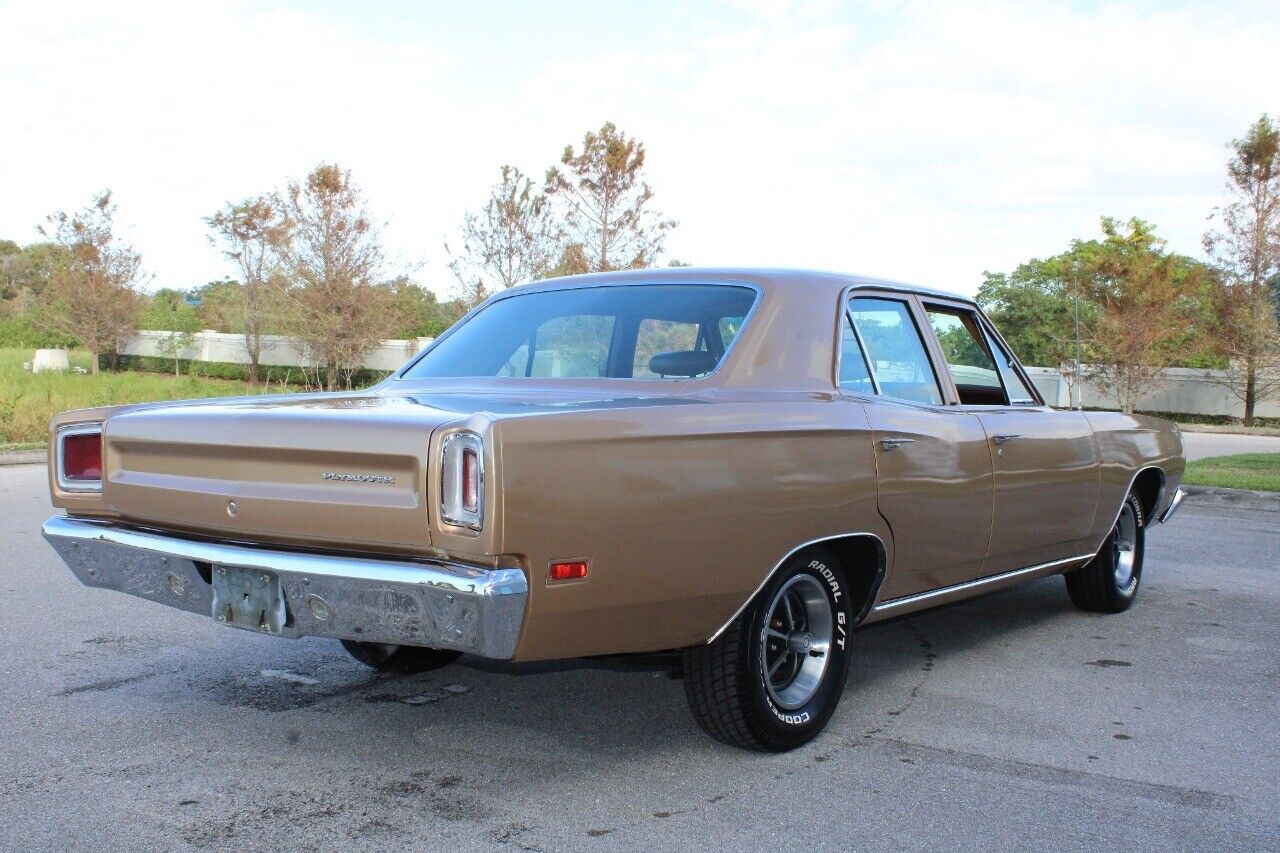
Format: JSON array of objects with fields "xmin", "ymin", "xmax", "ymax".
[
  {"xmin": 493, "ymin": 395, "xmax": 888, "ymax": 660},
  {"xmin": 1082, "ymin": 412, "xmax": 1184, "ymax": 542}
]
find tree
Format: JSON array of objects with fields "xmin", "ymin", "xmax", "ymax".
[
  {"xmin": 273, "ymin": 164, "xmax": 409, "ymax": 390},
  {"xmin": 1064, "ymin": 218, "xmax": 1211, "ymax": 413},
  {"xmin": 1203, "ymin": 114, "xmax": 1280, "ymax": 425},
  {"xmin": 142, "ymin": 289, "xmax": 201, "ymax": 376},
  {"xmin": 978, "ymin": 262, "xmax": 1098, "ymax": 370},
  {"xmin": 35, "ymin": 192, "xmax": 145, "ymax": 373},
  {"xmin": 385, "ymin": 276, "xmax": 456, "ymax": 339},
  {"xmin": 1, "ymin": 241, "xmax": 68, "ymax": 305},
  {"xmin": 447, "ymin": 165, "xmax": 558, "ymax": 306},
  {"xmin": 544, "ymin": 122, "xmax": 676, "ymax": 272},
  {"xmin": 206, "ymin": 196, "xmax": 285, "ymax": 384}
]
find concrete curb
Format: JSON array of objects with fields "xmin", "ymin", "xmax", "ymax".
[
  {"xmin": 0, "ymin": 450, "xmax": 46, "ymax": 466},
  {"xmin": 1183, "ymin": 485, "xmax": 1280, "ymax": 512},
  {"xmin": 1177, "ymin": 424, "xmax": 1280, "ymax": 437}
]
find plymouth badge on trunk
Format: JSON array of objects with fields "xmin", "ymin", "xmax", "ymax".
[{"xmin": 322, "ymin": 472, "xmax": 395, "ymax": 484}]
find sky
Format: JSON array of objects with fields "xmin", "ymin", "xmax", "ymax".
[{"xmin": 1, "ymin": 0, "xmax": 1277, "ymax": 298}]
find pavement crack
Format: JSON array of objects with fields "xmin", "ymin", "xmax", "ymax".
[
  {"xmin": 55, "ymin": 669, "xmax": 167, "ymax": 697},
  {"xmin": 861, "ymin": 736, "xmax": 1236, "ymax": 812}
]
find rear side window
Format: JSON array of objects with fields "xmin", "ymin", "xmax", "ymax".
[
  {"xmin": 838, "ymin": 314, "xmax": 874, "ymax": 392},
  {"xmin": 847, "ymin": 297, "xmax": 943, "ymax": 405}
]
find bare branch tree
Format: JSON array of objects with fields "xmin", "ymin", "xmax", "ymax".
[
  {"xmin": 205, "ymin": 196, "xmax": 286, "ymax": 384},
  {"xmin": 273, "ymin": 164, "xmax": 409, "ymax": 391},
  {"xmin": 35, "ymin": 191, "xmax": 146, "ymax": 373},
  {"xmin": 1203, "ymin": 114, "xmax": 1280, "ymax": 424},
  {"xmin": 447, "ymin": 165, "xmax": 558, "ymax": 308},
  {"xmin": 544, "ymin": 122, "xmax": 676, "ymax": 272}
]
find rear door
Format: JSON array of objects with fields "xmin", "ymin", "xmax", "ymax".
[
  {"xmin": 919, "ymin": 299, "xmax": 1099, "ymax": 573},
  {"xmin": 841, "ymin": 294, "xmax": 994, "ymax": 599}
]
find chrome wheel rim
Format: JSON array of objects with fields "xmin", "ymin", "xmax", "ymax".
[
  {"xmin": 761, "ymin": 575, "xmax": 833, "ymax": 710},
  {"xmin": 1113, "ymin": 502, "xmax": 1138, "ymax": 592}
]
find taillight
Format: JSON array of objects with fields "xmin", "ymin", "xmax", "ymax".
[
  {"xmin": 461, "ymin": 447, "xmax": 478, "ymax": 514},
  {"xmin": 441, "ymin": 431, "xmax": 483, "ymax": 530},
  {"xmin": 57, "ymin": 424, "xmax": 103, "ymax": 492}
]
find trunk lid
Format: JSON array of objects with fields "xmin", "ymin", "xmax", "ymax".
[{"xmin": 103, "ymin": 394, "xmax": 455, "ymax": 553}]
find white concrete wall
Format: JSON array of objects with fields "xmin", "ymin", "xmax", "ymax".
[
  {"xmin": 120, "ymin": 331, "xmax": 435, "ymax": 373},
  {"xmin": 1024, "ymin": 366, "xmax": 1280, "ymax": 419},
  {"xmin": 120, "ymin": 331, "xmax": 1277, "ymax": 418}
]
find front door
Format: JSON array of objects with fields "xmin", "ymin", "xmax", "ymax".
[
  {"xmin": 842, "ymin": 296, "xmax": 994, "ymax": 599},
  {"xmin": 920, "ymin": 301, "xmax": 1100, "ymax": 574}
]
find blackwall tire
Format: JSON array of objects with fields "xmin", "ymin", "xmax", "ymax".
[
  {"xmin": 1065, "ymin": 493, "xmax": 1145, "ymax": 613},
  {"xmin": 340, "ymin": 640, "xmax": 463, "ymax": 674},
  {"xmin": 683, "ymin": 547, "xmax": 854, "ymax": 752}
]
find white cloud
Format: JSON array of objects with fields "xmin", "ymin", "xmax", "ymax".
[{"xmin": 0, "ymin": 0, "xmax": 1275, "ymax": 298}]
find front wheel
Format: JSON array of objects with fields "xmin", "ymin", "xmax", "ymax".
[
  {"xmin": 1065, "ymin": 493, "xmax": 1145, "ymax": 613},
  {"xmin": 341, "ymin": 640, "xmax": 462, "ymax": 674},
  {"xmin": 683, "ymin": 548, "xmax": 854, "ymax": 752}
]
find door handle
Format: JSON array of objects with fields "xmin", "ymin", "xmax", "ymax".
[
  {"xmin": 879, "ymin": 438, "xmax": 916, "ymax": 451},
  {"xmin": 991, "ymin": 434, "xmax": 1022, "ymax": 445}
]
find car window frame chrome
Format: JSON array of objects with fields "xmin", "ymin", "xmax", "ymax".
[{"xmin": 839, "ymin": 286, "xmax": 946, "ymax": 406}]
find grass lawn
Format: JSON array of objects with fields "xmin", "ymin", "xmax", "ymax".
[
  {"xmin": 1183, "ymin": 453, "xmax": 1280, "ymax": 492},
  {"xmin": 0, "ymin": 348, "xmax": 298, "ymax": 446}
]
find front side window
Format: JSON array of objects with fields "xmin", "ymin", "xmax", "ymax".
[
  {"xmin": 847, "ymin": 297, "xmax": 943, "ymax": 405},
  {"xmin": 982, "ymin": 325, "xmax": 1038, "ymax": 404},
  {"xmin": 403, "ymin": 284, "xmax": 757, "ymax": 380},
  {"xmin": 925, "ymin": 306, "xmax": 1005, "ymax": 405}
]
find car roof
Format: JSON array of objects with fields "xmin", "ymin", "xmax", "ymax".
[{"xmin": 504, "ymin": 266, "xmax": 975, "ymax": 305}]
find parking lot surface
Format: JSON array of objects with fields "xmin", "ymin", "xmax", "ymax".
[{"xmin": 1, "ymin": 463, "xmax": 1277, "ymax": 851}]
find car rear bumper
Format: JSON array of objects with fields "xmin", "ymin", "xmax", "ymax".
[{"xmin": 42, "ymin": 515, "xmax": 528, "ymax": 659}]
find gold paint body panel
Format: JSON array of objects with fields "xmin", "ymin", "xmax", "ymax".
[{"xmin": 47, "ymin": 268, "xmax": 1184, "ymax": 661}]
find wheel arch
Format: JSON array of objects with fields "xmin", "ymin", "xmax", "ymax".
[
  {"xmin": 1131, "ymin": 466, "xmax": 1165, "ymax": 526},
  {"xmin": 706, "ymin": 532, "xmax": 888, "ymax": 644}
]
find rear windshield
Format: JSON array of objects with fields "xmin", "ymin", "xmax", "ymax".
[{"xmin": 402, "ymin": 284, "xmax": 758, "ymax": 380}]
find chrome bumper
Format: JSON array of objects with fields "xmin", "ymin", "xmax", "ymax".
[
  {"xmin": 1158, "ymin": 487, "xmax": 1187, "ymax": 524},
  {"xmin": 42, "ymin": 516, "xmax": 528, "ymax": 659}
]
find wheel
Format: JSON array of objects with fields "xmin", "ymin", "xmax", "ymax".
[
  {"xmin": 1065, "ymin": 493, "xmax": 1145, "ymax": 613},
  {"xmin": 682, "ymin": 548, "xmax": 854, "ymax": 752},
  {"xmin": 340, "ymin": 640, "xmax": 462, "ymax": 674}
]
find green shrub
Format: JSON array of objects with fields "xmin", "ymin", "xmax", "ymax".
[{"xmin": 0, "ymin": 314, "xmax": 77, "ymax": 349}]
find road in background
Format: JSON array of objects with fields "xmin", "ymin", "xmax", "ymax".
[
  {"xmin": 1, "ymin": 463, "xmax": 1276, "ymax": 851},
  {"xmin": 1183, "ymin": 431, "xmax": 1280, "ymax": 461}
]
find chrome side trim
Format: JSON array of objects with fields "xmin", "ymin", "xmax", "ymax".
[
  {"xmin": 42, "ymin": 515, "xmax": 528, "ymax": 659},
  {"xmin": 870, "ymin": 553, "xmax": 1093, "ymax": 616},
  {"xmin": 1158, "ymin": 487, "xmax": 1186, "ymax": 524},
  {"xmin": 706, "ymin": 532, "xmax": 887, "ymax": 644},
  {"xmin": 54, "ymin": 422, "xmax": 104, "ymax": 493}
]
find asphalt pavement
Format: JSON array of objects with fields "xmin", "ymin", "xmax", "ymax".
[
  {"xmin": 1, "ymin": 462, "xmax": 1276, "ymax": 851},
  {"xmin": 1183, "ymin": 430, "xmax": 1280, "ymax": 461}
]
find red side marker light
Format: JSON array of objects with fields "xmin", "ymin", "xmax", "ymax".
[
  {"xmin": 549, "ymin": 561, "xmax": 589, "ymax": 581},
  {"xmin": 63, "ymin": 432, "xmax": 102, "ymax": 482}
]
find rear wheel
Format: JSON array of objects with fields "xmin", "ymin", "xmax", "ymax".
[
  {"xmin": 683, "ymin": 548, "xmax": 854, "ymax": 752},
  {"xmin": 1065, "ymin": 493, "xmax": 1145, "ymax": 613},
  {"xmin": 341, "ymin": 640, "xmax": 462, "ymax": 674}
]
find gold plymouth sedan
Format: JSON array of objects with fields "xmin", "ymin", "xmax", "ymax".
[{"xmin": 43, "ymin": 268, "xmax": 1186, "ymax": 751}]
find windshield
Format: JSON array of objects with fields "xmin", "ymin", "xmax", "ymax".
[{"xmin": 402, "ymin": 284, "xmax": 758, "ymax": 380}]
